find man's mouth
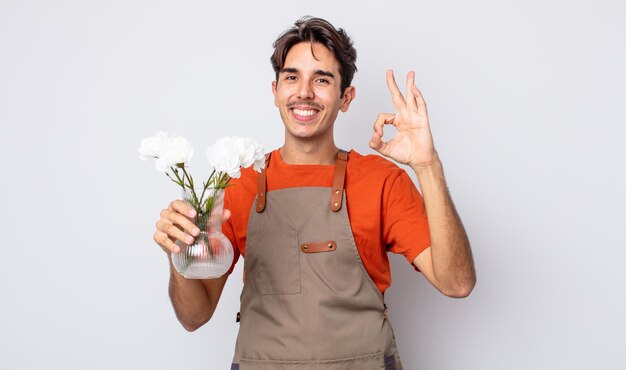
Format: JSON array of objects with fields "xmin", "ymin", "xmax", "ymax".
[{"xmin": 290, "ymin": 107, "xmax": 320, "ymax": 122}]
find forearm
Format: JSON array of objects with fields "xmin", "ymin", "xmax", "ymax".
[
  {"xmin": 167, "ymin": 255, "xmax": 214, "ymax": 331},
  {"xmin": 412, "ymin": 153, "xmax": 476, "ymax": 296}
]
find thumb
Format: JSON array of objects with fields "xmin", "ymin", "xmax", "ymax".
[
  {"xmin": 222, "ymin": 209, "xmax": 232, "ymax": 223},
  {"xmin": 369, "ymin": 132, "xmax": 391, "ymax": 156}
]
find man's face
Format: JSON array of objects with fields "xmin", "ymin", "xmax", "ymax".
[{"xmin": 272, "ymin": 42, "xmax": 355, "ymax": 142}]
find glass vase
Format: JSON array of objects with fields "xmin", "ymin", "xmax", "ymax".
[{"xmin": 171, "ymin": 188, "xmax": 234, "ymax": 279}]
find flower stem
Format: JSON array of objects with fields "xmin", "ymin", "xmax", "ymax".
[
  {"xmin": 199, "ymin": 169, "xmax": 215, "ymax": 209},
  {"xmin": 172, "ymin": 168, "xmax": 186, "ymax": 188},
  {"xmin": 180, "ymin": 166, "xmax": 201, "ymax": 210},
  {"xmin": 165, "ymin": 172, "xmax": 183, "ymax": 187}
]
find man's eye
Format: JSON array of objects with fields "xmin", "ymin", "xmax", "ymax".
[
  {"xmin": 317, "ymin": 78, "xmax": 329, "ymax": 84},
  {"xmin": 285, "ymin": 75, "xmax": 297, "ymax": 81}
]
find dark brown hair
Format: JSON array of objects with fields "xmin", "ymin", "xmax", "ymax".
[{"xmin": 271, "ymin": 16, "xmax": 357, "ymax": 97}]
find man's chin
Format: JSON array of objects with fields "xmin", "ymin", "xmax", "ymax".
[{"xmin": 284, "ymin": 127, "xmax": 320, "ymax": 141}]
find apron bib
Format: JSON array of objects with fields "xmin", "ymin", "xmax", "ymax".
[{"xmin": 232, "ymin": 151, "xmax": 403, "ymax": 370}]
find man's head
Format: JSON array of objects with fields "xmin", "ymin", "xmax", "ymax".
[{"xmin": 271, "ymin": 16, "xmax": 357, "ymax": 97}]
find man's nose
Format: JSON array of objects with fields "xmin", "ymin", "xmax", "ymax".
[{"xmin": 296, "ymin": 81, "xmax": 315, "ymax": 100}]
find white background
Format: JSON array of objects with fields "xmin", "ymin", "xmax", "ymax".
[{"xmin": 1, "ymin": 1, "xmax": 625, "ymax": 369}]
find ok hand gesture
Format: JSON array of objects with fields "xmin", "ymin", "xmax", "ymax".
[{"xmin": 369, "ymin": 70, "xmax": 438, "ymax": 169}]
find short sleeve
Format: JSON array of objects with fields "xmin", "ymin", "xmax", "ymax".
[{"xmin": 382, "ymin": 170, "xmax": 431, "ymax": 271}]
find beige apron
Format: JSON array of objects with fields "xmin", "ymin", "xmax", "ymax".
[{"xmin": 231, "ymin": 150, "xmax": 403, "ymax": 370}]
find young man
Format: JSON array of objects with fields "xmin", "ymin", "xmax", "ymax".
[{"xmin": 154, "ymin": 17, "xmax": 475, "ymax": 370}]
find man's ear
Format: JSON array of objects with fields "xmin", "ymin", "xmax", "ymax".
[
  {"xmin": 340, "ymin": 86, "xmax": 356, "ymax": 112},
  {"xmin": 272, "ymin": 81, "xmax": 278, "ymax": 107}
]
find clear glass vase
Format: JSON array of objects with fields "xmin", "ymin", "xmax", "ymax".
[{"xmin": 171, "ymin": 188, "xmax": 234, "ymax": 279}]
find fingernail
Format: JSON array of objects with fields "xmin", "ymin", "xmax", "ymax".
[
  {"xmin": 188, "ymin": 209, "xmax": 196, "ymax": 217},
  {"xmin": 192, "ymin": 227, "xmax": 200, "ymax": 236},
  {"xmin": 173, "ymin": 246, "xmax": 180, "ymax": 254},
  {"xmin": 186, "ymin": 236, "xmax": 194, "ymax": 244}
]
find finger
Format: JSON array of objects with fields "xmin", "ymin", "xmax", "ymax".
[
  {"xmin": 206, "ymin": 205, "xmax": 225, "ymax": 229},
  {"xmin": 206, "ymin": 208, "xmax": 232, "ymax": 233},
  {"xmin": 164, "ymin": 236, "xmax": 182, "ymax": 254},
  {"xmin": 222, "ymin": 209, "xmax": 232, "ymax": 223},
  {"xmin": 411, "ymin": 84, "xmax": 428, "ymax": 114},
  {"xmin": 161, "ymin": 208, "xmax": 200, "ymax": 236},
  {"xmin": 157, "ymin": 219, "xmax": 195, "ymax": 246},
  {"xmin": 169, "ymin": 199, "xmax": 196, "ymax": 218},
  {"xmin": 153, "ymin": 230, "xmax": 181, "ymax": 254},
  {"xmin": 386, "ymin": 69, "xmax": 406, "ymax": 111},
  {"xmin": 373, "ymin": 113, "xmax": 396, "ymax": 137},
  {"xmin": 405, "ymin": 71, "xmax": 418, "ymax": 111},
  {"xmin": 368, "ymin": 131, "xmax": 391, "ymax": 157}
]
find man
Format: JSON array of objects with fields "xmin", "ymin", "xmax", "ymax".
[{"xmin": 154, "ymin": 16, "xmax": 475, "ymax": 370}]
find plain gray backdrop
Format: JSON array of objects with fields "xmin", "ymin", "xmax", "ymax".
[{"xmin": 1, "ymin": 0, "xmax": 625, "ymax": 369}]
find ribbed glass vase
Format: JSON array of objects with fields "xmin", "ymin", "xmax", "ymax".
[{"xmin": 171, "ymin": 188, "xmax": 233, "ymax": 279}]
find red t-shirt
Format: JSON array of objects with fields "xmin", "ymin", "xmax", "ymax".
[{"xmin": 222, "ymin": 149, "xmax": 431, "ymax": 294}]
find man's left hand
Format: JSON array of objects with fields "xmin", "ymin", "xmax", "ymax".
[{"xmin": 369, "ymin": 70, "xmax": 437, "ymax": 169}]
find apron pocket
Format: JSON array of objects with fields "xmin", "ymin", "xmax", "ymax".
[{"xmin": 247, "ymin": 229, "xmax": 300, "ymax": 295}]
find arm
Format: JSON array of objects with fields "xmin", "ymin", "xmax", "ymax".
[
  {"xmin": 411, "ymin": 155, "xmax": 475, "ymax": 297},
  {"xmin": 370, "ymin": 70, "xmax": 476, "ymax": 298},
  {"xmin": 155, "ymin": 201, "xmax": 231, "ymax": 331},
  {"xmin": 167, "ymin": 255, "xmax": 229, "ymax": 331}
]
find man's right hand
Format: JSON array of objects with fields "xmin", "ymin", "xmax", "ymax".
[
  {"xmin": 154, "ymin": 200, "xmax": 200, "ymax": 254},
  {"xmin": 154, "ymin": 200, "xmax": 232, "ymax": 255}
]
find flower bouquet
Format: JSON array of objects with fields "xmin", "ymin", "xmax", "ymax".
[{"xmin": 139, "ymin": 132, "xmax": 265, "ymax": 278}]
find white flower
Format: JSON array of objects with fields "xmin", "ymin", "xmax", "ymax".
[
  {"xmin": 206, "ymin": 136, "xmax": 265, "ymax": 178},
  {"xmin": 138, "ymin": 132, "xmax": 193, "ymax": 172},
  {"xmin": 206, "ymin": 137, "xmax": 241, "ymax": 178},
  {"xmin": 138, "ymin": 131, "xmax": 168, "ymax": 160},
  {"xmin": 252, "ymin": 145, "xmax": 265, "ymax": 172},
  {"xmin": 238, "ymin": 138, "xmax": 257, "ymax": 168},
  {"xmin": 239, "ymin": 137, "xmax": 266, "ymax": 172}
]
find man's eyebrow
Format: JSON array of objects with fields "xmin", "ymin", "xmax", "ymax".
[
  {"xmin": 281, "ymin": 67, "xmax": 299, "ymax": 74},
  {"xmin": 279, "ymin": 68, "xmax": 335, "ymax": 79},
  {"xmin": 315, "ymin": 70, "xmax": 335, "ymax": 79}
]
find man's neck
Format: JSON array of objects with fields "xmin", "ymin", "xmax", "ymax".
[{"xmin": 280, "ymin": 140, "xmax": 339, "ymax": 165}]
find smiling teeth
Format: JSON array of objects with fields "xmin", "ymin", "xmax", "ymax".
[{"xmin": 293, "ymin": 109, "xmax": 316, "ymax": 117}]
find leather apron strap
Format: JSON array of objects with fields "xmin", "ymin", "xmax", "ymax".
[
  {"xmin": 330, "ymin": 150, "xmax": 348, "ymax": 212},
  {"xmin": 256, "ymin": 149, "xmax": 349, "ymax": 213},
  {"xmin": 255, "ymin": 152, "xmax": 271, "ymax": 213}
]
